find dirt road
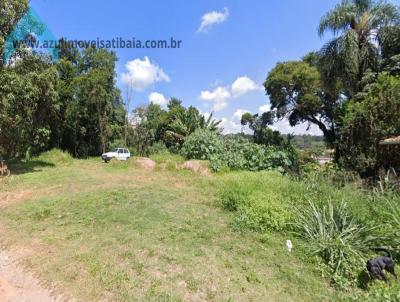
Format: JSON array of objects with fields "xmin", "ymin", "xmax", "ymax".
[{"xmin": 0, "ymin": 250, "xmax": 64, "ymax": 302}]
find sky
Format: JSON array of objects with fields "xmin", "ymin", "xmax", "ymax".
[{"xmin": 29, "ymin": 0, "xmax": 345, "ymax": 135}]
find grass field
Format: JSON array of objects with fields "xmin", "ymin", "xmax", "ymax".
[{"xmin": 0, "ymin": 151, "xmax": 334, "ymax": 301}]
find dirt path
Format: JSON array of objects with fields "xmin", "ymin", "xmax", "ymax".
[{"xmin": 0, "ymin": 250, "xmax": 65, "ymax": 302}]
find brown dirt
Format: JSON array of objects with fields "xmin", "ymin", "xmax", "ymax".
[
  {"xmin": 0, "ymin": 191, "xmax": 33, "ymax": 209},
  {"xmin": 0, "ymin": 250, "xmax": 68, "ymax": 302}
]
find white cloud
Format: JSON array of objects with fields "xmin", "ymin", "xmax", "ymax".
[
  {"xmin": 231, "ymin": 76, "xmax": 261, "ymax": 97},
  {"xmin": 233, "ymin": 109, "xmax": 250, "ymax": 121},
  {"xmin": 198, "ymin": 109, "xmax": 211, "ymax": 121},
  {"xmin": 259, "ymin": 104, "xmax": 271, "ymax": 113},
  {"xmin": 148, "ymin": 92, "xmax": 168, "ymax": 107},
  {"xmin": 220, "ymin": 117, "xmax": 244, "ymax": 134},
  {"xmin": 271, "ymin": 119, "xmax": 323, "ymax": 135},
  {"xmin": 121, "ymin": 57, "xmax": 170, "ymax": 91},
  {"xmin": 198, "ymin": 7, "xmax": 229, "ymax": 33},
  {"xmin": 199, "ymin": 76, "xmax": 260, "ymax": 112},
  {"xmin": 199, "ymin": 86, "xmax": 231, "ymax": 111}
]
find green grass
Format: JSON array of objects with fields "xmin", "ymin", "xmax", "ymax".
[{"xmin": 0, "ymin": 150, "xmax": 334, "ymax": 301}]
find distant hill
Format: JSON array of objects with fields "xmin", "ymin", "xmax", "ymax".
[{"xmin": 289, "ymin": 135, "xmax": 325, "ymax": 151}]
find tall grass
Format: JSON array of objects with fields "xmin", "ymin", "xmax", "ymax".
[{"xmin": 294, "ymin": 200, "xmax": 376, "ymax": 275}]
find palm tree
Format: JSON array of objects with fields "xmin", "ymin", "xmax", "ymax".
[
  {"xmin": 318, "ymin": 0, "xmax": 399, "ymax": 97},
  {"xmin": 165, "ymin": 107, "xmax": 221, "ymax": 147}
]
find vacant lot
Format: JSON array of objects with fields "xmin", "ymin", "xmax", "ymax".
[{"xmin": 0, "ymin": 152, "xmax": 332, "ymax": 301}]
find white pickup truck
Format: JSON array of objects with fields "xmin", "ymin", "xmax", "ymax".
[{"xmin": 101, "ymin": 148, "xmax": 130, "ymax": 162}]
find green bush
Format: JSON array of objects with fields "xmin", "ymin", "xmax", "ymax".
[
  {"xmin": 339, "ymin": 283, "xmax": 400, "ymax": 302},
  {"xmin": 181, "ymin": 129, "xmax": 223, "ymax": 160},
  {"xmin": 147, "ymin": 142, "xmax": 169, "ymax": 155},
  {"xmin": 379, "ymin": 198, "xmax": 400, "ymax": 257},
  {"xmin": 36, "ymin": 149, "xmax": 73, "ymax": 166},
  {"xmin": 109, "ymin": 139, "xmax": 126, "ymax": 151},
  {"xmin": 338, "ymin": 74, "xmax": 400, "ymax": 176},
  {"xmin": 219, "ymin": 182, "xmax": 252, "ymax": 211},
  {"xmin": 294, "ymin": 200, "xmax": 376, "ymax": 284},
  {"xmin": 219, "ymin": 171, "xmax": 293, "ymax": 232},
  {"xmin": 210, "ymin": 136, "xmax": 298, "ymax": 172},
  {"xmin": 233, "ymin": 192, "xmax": 291, "ymax": 232}
]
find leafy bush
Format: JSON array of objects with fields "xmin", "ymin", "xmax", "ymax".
[
  {"xmin": 210, "ymin": 136, "xmax": 298, "ymax": 172},
  {"xmin": 339, "ymin": 283, "xmax": 400, "ymax": 302},
  {"xmin": 294, "ymin": 200, "xmax": 376, "ymax": 284},
  {"xmin": 147, "ymin": 142, "xmax": 169, "ymax": 155},
  {"xmin": 233, "ymin": 192, "xmax": 291, "ymax": 232},
  {"xmin": 36, "ymin": 149, "xmax": 73, "ymax": 166},
  {"xmin": 338, "ymin": 74, "xmax": 400, "ymax": 176},
  {"xmin": 219, "ymin": 171, "xmax": 293, "ymax": 232},
  {"xmin": 379, "ymin": 198, "xmax": 400, "ymax": 256},
  {"xmin": 181, "ymin": 129, "xmax": 223, "ymax": 160},
  {"xmin": 109, "ymin": 139, "xmax": 126, "ymax": 151}
]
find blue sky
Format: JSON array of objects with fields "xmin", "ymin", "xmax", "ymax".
[{"xmin": 29, "ymin": 0, "xmax": 345, "ymax": 135}]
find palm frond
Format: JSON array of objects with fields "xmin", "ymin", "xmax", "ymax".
[
  {"xmin": 318, "ymin": 1, "xmax": 357, "ymax": 36},
  {"xmin": 369, "ymin": 2, "xmax": 400, "ymax": 29}
]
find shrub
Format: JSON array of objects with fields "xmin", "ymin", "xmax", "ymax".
[
  {"xmin": 109, "ymin": 139, "xmax": 126, "ymax": 151},
  {"xmin": 232, "ymin": 192, "xmax": 291, "ymax": 232},
  {"xmin": 219, "ymin": 182, "xmax": 252, "ymax": 211},
  {"xmin": 338, "ymin": 74, "xmax": 400, "ymax": 176},
  {"xmin": 294, "ymin": 200, "xmax": 376, "ymax": 283},
  {"xmin": 219, "ymin": 172, "xmax": 293, "ymax": 232},
  {"xmin": 181, "ymin": 129, "xmax": 223, "ymax": 160},
  {"xmin": 147, "ymin": 142, "xmax": 169, "ymax": 155},
  {"xmin": 339, "ymin": 283, "xmax": 400, "ymax": 302},
  {"xmin": 380, "ymin": 198, "xmax": 400, "ymax": 256},
  {"xmin": 210, "ymin": 136, "xmax": 297, "ymax": 172},
  {"xmin": 36, "ymin": 149, "xmax": 73, "ymax": 166}
]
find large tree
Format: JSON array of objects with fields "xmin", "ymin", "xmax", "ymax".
[
  {"xmin": 165, "ymin": 103, "xmax": 220, "ymax": 148},
  {"xmin": 318, "ymin": 0, "xmax": 400, "ymax": 97},
  {"xmin": 65, "ymin": 47, "xmax": 124, "ymax": 157},
  {"xmin": 240, "ymin": 112, "xmax": 287, "ymax": 147},
  {"xmin": 338, "ymin": 74, "xmax": 400, "ymax": 176},
  {"xmin": 0, "ymin": 52, "xmax": 58, "ymax": 158},
  {"xmin": 0, "ymin": 0, "xmax": 29, "ymax": 67},
  {"xmin": 264, "ymin": 56, "xmax": 341, "ymax": 146}
]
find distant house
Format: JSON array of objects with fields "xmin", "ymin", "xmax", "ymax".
[
  {"xmin": 316, "ymin": 149, "xmax": 334, "ymax": 165},
  {"xmin": 378, "ymin": 135, "xmax": 400, "ymax": 171},
  {"xmin": 379, "ymin": 136, "xmax": 400, "ymax": 146},
  {"xmin": 317, "ymin": 157, "xmax": 333, "ymax": 165}
]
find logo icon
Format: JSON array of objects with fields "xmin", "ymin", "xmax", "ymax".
[{"xmin": 4, "ymin": 7, "xmax": 59, "ymax": 64}]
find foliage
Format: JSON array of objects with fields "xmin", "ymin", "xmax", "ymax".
[
  {"xmin": 339, "ymin": 283, "xmax": 400, "ymax": 302},
  {"xmin": 0, "ymin": 53, "xmax": 59, "ymax": 158},
  {"xmin": 294, "ymin": 200, "xmax": 376, "ymax": 285},
  {"xmin": 240, "ymin": 112, "xmax": 286, "ymax": 146},
  {"xmin": 219, "ymin": 172, "xmax": 293, "ymax": 232},
  {"xmin": 164, "ymin": 101, "xmax": 220, "ymax": 149},
  {"xmin": 291, "ymin": 134, "xmax": 325, "ymax": 152},
  {"xmin": 0, "ymin": 46, "xmax": 125, "ymax": 159},
  {"xmin": 128, "ymin": 104, "xmax": 164, "ymax": 156},
  {"xmin": 35, "ymin": 149, "xmax": 73, "ymax": 166},
  {"xmin": 0, "ymin": 0, "xmax": 29, "ymax": 67},
  {"xmin": 264, "ymin": 59, "xmax": 340, "ymax": 146},
  {"xmin": 380, "ymin": 198, "xmax": 400, "ymax": 255},
  {"xmin": 181, "ymin": 129, "xmax": 223, "ymax": 160},
  {"xmin": 147, "ymin": 142, "xmax": 169, "ymax": 155},
  {"xmin": 318, "ymin": 0, "xmax": 400, "ymax": 97},
  {"xmin": 58, "ymin": 47, "xmax": 125, "ymax": 157},
  {"xmin": 338, "ymin": 74, "xmax": 400, "ymax": 176},
  {"xmin": 210, "ymin": 136, "xmax": 298, "ymax": 173},
  {"xmin": 232, "ymin": 192, "xmax": 291, "ymax": 232}
]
